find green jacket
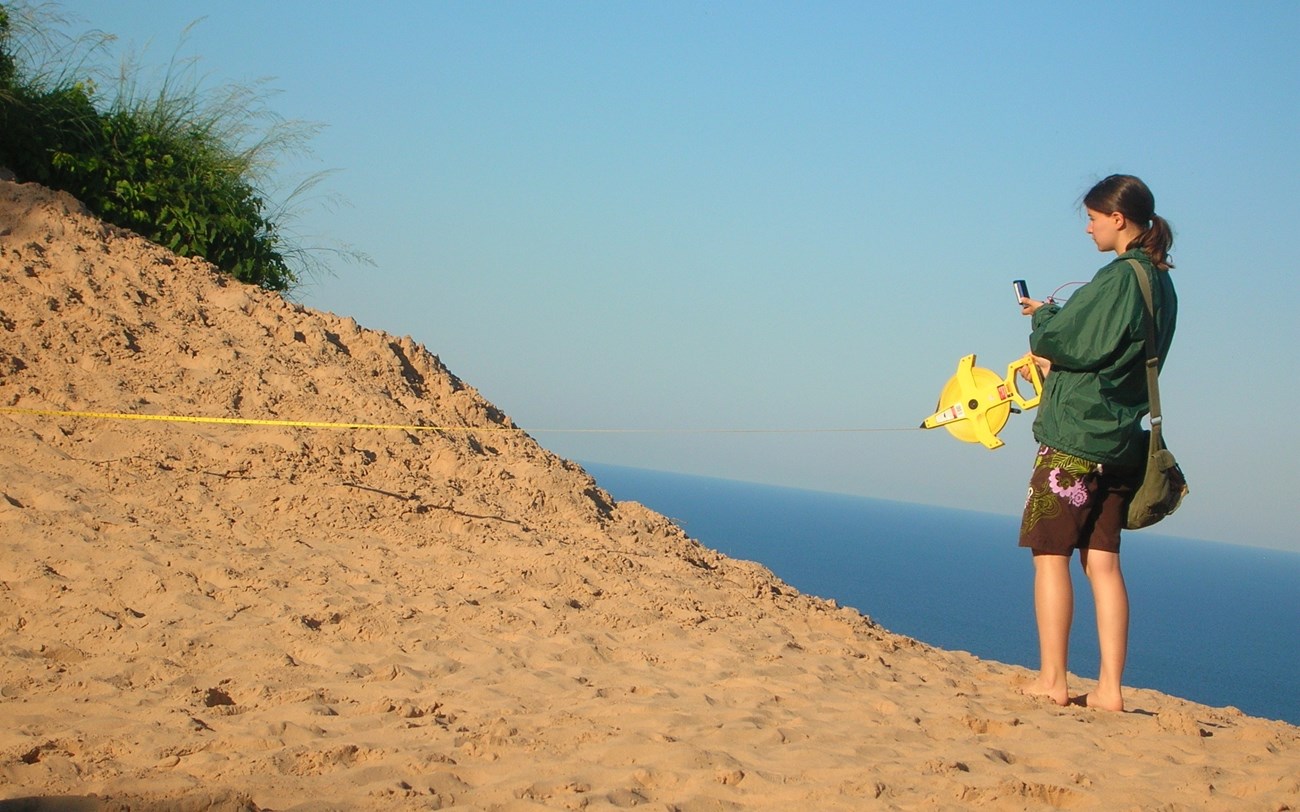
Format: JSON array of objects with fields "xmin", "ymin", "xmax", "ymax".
[{"xmin": 1029, "ymin": 249, "xmax": 1177, "ymax": 467}]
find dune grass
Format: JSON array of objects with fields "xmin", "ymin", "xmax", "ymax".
[{"xmin": 0, "ymin": 2, "xmax": 360, "ymax": 290}]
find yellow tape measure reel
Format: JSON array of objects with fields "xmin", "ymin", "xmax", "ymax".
[{"xmin": 921, "ymin": 354, "xmax": 1043, "ymax": 449}]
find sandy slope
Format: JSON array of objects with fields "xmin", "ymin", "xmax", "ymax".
[{"xmin": 0, "ymin": 179, "xmax": 1297, "ymax": 811}]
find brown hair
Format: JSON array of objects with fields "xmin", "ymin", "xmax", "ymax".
[{"xmin": 1083, "ymin": 174, "xmax": 1175, "ymax": 270}]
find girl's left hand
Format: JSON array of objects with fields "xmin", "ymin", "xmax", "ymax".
[
  {"xmin": 1017, "ymin": 353, "xmax": 1051, "ymax": 381},
  {"xmin": 1025, "ymin": 353, "xmax": 1051, "ymax": 380}
]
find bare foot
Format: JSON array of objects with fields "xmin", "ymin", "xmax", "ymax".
[
  {"xmin": 1022, "ymin": 678, "xmax": 1069, "ymax": 707},
  {"xmin": 1072, "ymin": 691, "xmax": 1124, "ymax": 712}
]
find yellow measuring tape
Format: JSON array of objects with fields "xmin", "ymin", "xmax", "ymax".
[
  {"xmin": 0, "ymin": 406, "xmax": 916, "ymax": 435},
  {"xmin": 0, "ymin": 406, "xmax": 514, "ymax": 433}
]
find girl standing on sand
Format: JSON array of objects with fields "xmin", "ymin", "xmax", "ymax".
[{"xmin": 1015, "ymin": 174, "xmax": 1177, "ymax": 712}]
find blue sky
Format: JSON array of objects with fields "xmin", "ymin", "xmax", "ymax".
[{"xmin": 39, "ymin": 1, "xmax": 1300, "ymax": 552}]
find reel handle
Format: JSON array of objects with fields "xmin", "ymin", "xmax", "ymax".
[{"xmin": 1005, "ymin": 353, "xmax": 1043, "ymax": 410}]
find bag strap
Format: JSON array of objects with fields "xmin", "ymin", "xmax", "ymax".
[{"xmin": 1127, "ymin": 258, "xmax": 1165, "ymax": 442}]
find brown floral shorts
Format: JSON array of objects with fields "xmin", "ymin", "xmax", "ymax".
[{"xmin": 1018, "ymin": 445, "xmax": 1138, "ymax": 555}]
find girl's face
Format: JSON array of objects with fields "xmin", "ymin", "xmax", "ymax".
[{"xmin": 1085, "ymin": 207, "xmax": 1126, "ymax": 252}]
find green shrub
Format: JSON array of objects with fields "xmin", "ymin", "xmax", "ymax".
[
  {"xmin": 41, "ymin": 102, "xmax": 295, "ymax": 289},
  {"xmin": 0, "ymin": 2, "xmax": 344, "ymax": 290},
  {"xmin": 0, "ymin": 7, "xmax": 13, "ymax": 89}
]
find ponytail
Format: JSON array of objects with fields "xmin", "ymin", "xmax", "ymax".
[
  {"xmin": 1083, "ymin": 174, "xmax": 1175, "ymax": 270},
  {"xmin": 1135, "ymin": 213, "xmax": 1175, "ymax": 271}
]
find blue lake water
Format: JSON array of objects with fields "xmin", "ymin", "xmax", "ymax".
[{"xmin": 584, "ymin": 462, "xmax": 1300, "ymax": 726}]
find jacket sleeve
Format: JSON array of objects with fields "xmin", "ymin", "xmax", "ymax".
[{"xmin": 1029, "ymin": 267, "xmax": 1141, "ymax": 372}]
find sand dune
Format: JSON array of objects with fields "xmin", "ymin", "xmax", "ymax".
[{"xmin": 1, "ymin": 178, "xmax": 1297, "ymax": 810}]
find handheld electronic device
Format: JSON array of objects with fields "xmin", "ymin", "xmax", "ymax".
[{"xmin": 1012, "ymin": 279, "xmax": 1029, "ymax": 303}]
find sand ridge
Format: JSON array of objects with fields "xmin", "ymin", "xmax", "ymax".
[{"xmin": 1, "ymin": 178, "xmax": 1297, "ymax": 810}]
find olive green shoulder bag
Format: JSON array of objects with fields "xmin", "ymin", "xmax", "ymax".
[{"xmin": 1125, "ymin": 258, "xmax": 1189, "ymax": 529}]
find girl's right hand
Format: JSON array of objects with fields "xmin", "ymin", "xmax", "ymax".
[{"xmin": 1019, "ymin": 297, "xmax": 1045, "ymax": 316}]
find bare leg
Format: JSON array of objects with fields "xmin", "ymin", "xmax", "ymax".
[
  {"xmin": 1080, "ymin": 548, "xmax": 1128, "ymax": 711},
  {"xmin": 1026, "ymin": 551, "xmax": 1072, "ymax": 706}
]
